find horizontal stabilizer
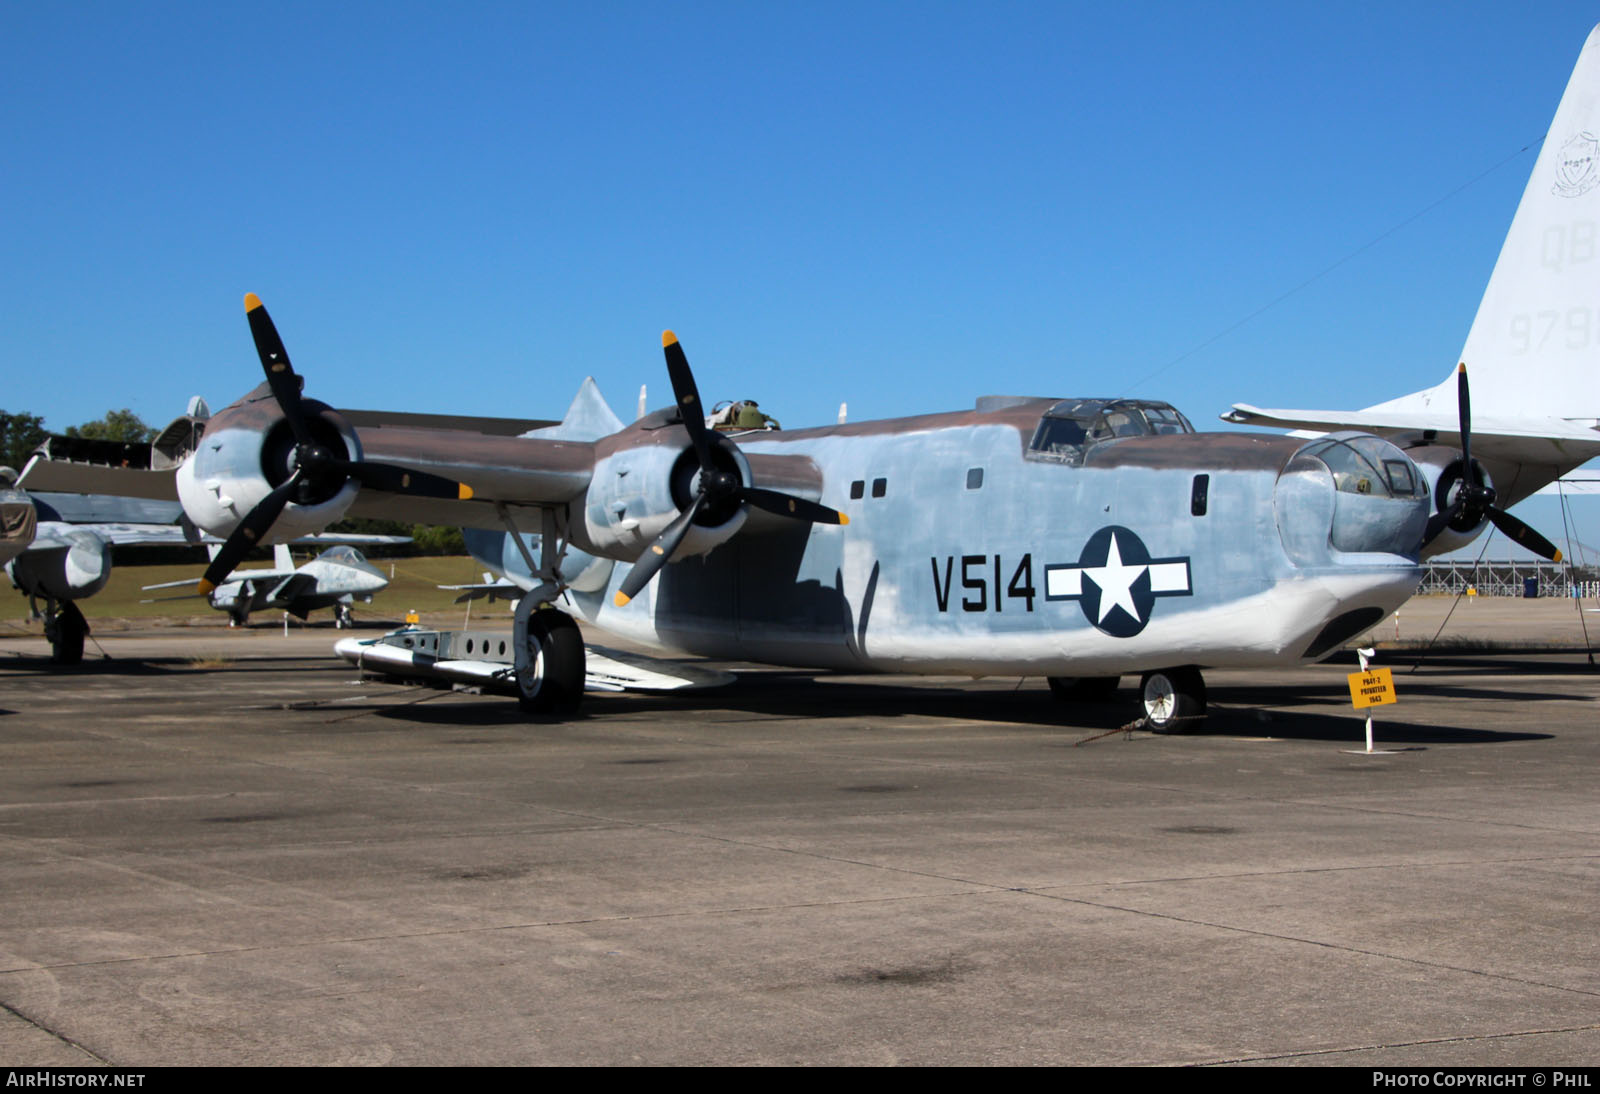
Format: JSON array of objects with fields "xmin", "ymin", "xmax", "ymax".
[{"xmin": 1223, "ymin": 404, "xmax": 1600, "ymax": 460}]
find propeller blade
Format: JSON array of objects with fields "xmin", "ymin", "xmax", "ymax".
[
  {"xmin": 245, "ymin": 294, "xmax": 312, "ymax": 447},
  {"xmin": 663, "ymin": 331, "xmax": 715, "ymax": 471},
  {"xmin": 741, "ymin": 486, "xmax": 849, "ymax": 526},
  {"xmin": 1486, "ymin": 508, "xmax": 1563, "ymax": 562},
  {"xmin": 199, "ymin": 472, "xmax": 300, "ymax": 594},
  {"xmin": 615, "ymin": 329, "xmax": 851, "ymax": 607},
  {"xmin": 1421, "ymin": 362, "xmax": 1561, "ymax": 562},
  {"xmin": 613, "ymin": 494, "xmax": 706, "ymax": 607},
  {"xmin": 344, "ymin": 459, "xmax": 473, "ymax": 500}
]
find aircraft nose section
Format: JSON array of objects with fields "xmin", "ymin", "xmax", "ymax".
[{"xmin": 1274, "ymin": 433, "xmax": 1430, "ymax": 564}]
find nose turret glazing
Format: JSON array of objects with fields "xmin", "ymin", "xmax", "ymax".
[{"xmin": 1275, "ymin": 433, "xmax": 1430, "ymax": 564}]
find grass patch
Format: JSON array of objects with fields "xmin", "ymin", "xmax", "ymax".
[{"xmin": 186, "ymin": 654, "xmax": 234, "ymax": 670}]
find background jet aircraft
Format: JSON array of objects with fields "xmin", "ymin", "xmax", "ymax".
[
  {"xmin": 29, "ymin": 25, "xmax": 1600, "ymax": 728},
  {"xmin": 144, "ymin": 541, "xmax": 403, "ymax": 627}
]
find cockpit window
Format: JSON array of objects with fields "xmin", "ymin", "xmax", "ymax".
[
  {"xmin": 318, "ymin": 545, "xmax": 369, "ymax": 564},
  {"xmin": 1290, "ymin": 436, "xmax": 1429, "ymax": 500},
  {"xmin": 1143, "ymin": 406, "xmax": 1191, "ymax": 435},
  {"xmin": 1030, "ymin": 417, "xmax": 1089, "ymax": 458},
  {"xmin": 1027, "ymin": 398, "xmax": 1193, "ymax": 464}
]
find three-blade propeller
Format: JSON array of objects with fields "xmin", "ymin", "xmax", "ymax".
[
  {"xmin": 199, "ymin": 295, "xmax": 473, "ymax": 594},
  {"xmin": 1421, "ymin": 363, "xmax": 1561, "ymax": 562},
  {"xmin": 612, "ymin": 332, "xmax": 848, "ymax": 606}
]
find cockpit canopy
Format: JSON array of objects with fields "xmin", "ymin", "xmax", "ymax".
[
  {"xmin": 1027, "ymin": 398, "xmax": 1195, "ymax": 464},
  {"xmin": 317, "ymin": 545, "xmax": 370, "ymax": 565}
]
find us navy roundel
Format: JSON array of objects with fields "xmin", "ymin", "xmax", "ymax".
[{"xmin": 1044, "ymin": 526, "xmax": 1192, "ymax": 637}]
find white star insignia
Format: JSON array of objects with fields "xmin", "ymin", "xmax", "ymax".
[{"xmin": 1081, "ymin": 532, "xmax": 1147, "ymax": 624}]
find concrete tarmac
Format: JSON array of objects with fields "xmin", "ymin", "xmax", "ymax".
[{"xmin": 0, "ymin": 607, "xmax": 1598, "ymax": 1065}]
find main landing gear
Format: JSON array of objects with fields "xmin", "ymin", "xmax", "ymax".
[
  {"xmin": 1046, "ymin": 667, "xmax": 1208, "ymax": 732},
  {"xmin": 1137, "ymin": 667, "xmax": 1207, "ymax": 733},
  {"xmin": 513, "ymin": 602, "xmax": 585, "ymax": 715},
  {"xmin": 40, "ymin": 598, "xmax": 88, "ymax": 665}
]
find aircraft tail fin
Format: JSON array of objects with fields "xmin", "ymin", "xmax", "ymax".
[
  {"xmin": 520, "ymin": 378, "xmax": 624, "ymax": 442},
  {"xmin": 273, "ymin": 544, "xmax": 292, "ymax": 570},
  {"xmin": 1371, "ymin": 25, "xmax": 1600, "ymax": 423}
]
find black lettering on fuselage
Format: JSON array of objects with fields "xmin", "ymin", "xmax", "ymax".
[
  {"xmin": 930, "ymin": 554, "xmax": 1036, "ymax": 614},
  {"xmin": 961, "ymin": 555, "xmax": 987, "ymax": 612},
  {"xmin": 930, "ymin": 556, "xmax": 954, "ymax": 612}
]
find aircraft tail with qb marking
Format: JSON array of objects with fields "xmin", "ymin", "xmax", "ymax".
[{"xmin": 1225, "ymin": 23, "xmax": 1600, "ymax": 510}]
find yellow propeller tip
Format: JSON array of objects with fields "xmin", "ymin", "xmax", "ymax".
[
  {"xmin": 197, "ymin": 579, "xmax": 216, "ymax": 596},
  {"xmin": 1554, "ymin": 549, "xmax": 1563, "ymax": 563},
  {"xmin": 458, "ymin": 484, "xmax": 474, "ymax": 500},
  {"xmin": 1457, "ymin": 362, "xmax": 1467, "ymax": 373},
  {"xmin": 662, "ymin": 330, "xmax": 678, "ymax": 347},
  {"xmin": 838, "ymin": 513, "xmax": 850, "ymax": 526},
  {"xmin": 613, "ymin": 592, "xmax": 631, "ymax": 607},
  {"xmin": 244, "ymin": 293, "xmax": 263, "ymax": 312}
]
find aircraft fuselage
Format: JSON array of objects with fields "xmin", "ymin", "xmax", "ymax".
[{"xmin": 481, "ymin": 400, "xmax": 1430, "ymax": 678}]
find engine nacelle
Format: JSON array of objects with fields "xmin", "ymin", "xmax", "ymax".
[
  {"xmin": 1408, "ymin": 444, "xmax": 1493, "ymax": 558},
  {"xmin": 575, "ymin": 437, "xmax": 749, "ymax": 562},
  {"xmin": 176, "ymin": 385, "xmax": 363, "ymax": 543},
  {"xmin": 5, "ymin": 529, "xmax": 112, "ymax": 602}
]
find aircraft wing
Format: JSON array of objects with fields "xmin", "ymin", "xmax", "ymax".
[
  {"xmin": 264, "ymin": 571, "xmax": 318, "ymax": 604},
  {"xmin": 1222, "ymin": 405, "xmax": 1600, "ymax": 468},
  {"xmin": 338, "ymin": 408, "xmax": 558, "ymax": 435},
  {"xmin": 15, "ymin": 407, "xmax": 598, "ymax": 533},
  {"xmin": 28, "ymin": 521, "xmax": 192, "ymax": 551},
  {"xmin": 1537, "ymin": 477, "xmax": 1600, "ymax": 495},
  {"xmin": 15, "ymin": 449, "xmax": 180, "ymax": 501},
  {"xmin": 142, "ymin": 567, "xmax": 296, "ymax": 593},
  {"xmin": 440, "ymin": 576, "xmax": 524, "ymax": 604},
  {"xmin": 336, "ymin": 426, "xmax": 595, "ymax": 528}
]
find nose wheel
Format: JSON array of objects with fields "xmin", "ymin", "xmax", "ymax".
[{"xmin": 1139, "ymin": 667, "xmax": 1206, "ymax": 733}]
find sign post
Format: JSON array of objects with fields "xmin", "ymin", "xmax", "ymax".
[{"xmin": 1345, "ymin": 647, "xmax": 1398, "ymax": 755}]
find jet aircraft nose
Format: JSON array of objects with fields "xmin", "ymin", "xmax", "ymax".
[{"xmin": 1274, "ymin": 433, "xmax": 1430, "ymax": 564}]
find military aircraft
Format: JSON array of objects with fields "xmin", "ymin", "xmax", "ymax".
[
  {"xmin": 2, "ymin": 486, "xmax": 197, "ymax": 663},
  {"xmin": 36, "ymin": 24, "xmax": 1600, "ymax": 727},
  {"xmin": 143, "ymin": 541, "xmax": 404, "ymax": 627},
  {"xmin": 2, "ymin": 405, "xmax": 213, "ymax": 662}
]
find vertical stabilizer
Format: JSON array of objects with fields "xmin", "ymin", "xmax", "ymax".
[
  {"xmin": 521, "ymin": 378, "xmax": 625, "ymax": 442},
  {"xmin": 1373, "ymin": 25, "xmax": 1600, "ymax": 422}
]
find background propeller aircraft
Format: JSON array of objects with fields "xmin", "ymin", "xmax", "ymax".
[
  {"xmin": 2, "ymin": 484, "xmax": 192, "ymax": 663},
  {"xmin": 34, "ymin": 25, "xmax": 1600, "ymax": 727}
]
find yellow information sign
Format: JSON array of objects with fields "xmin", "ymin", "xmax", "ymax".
[{"xmin": 1347, "ymin": 668, "xmax": 1397, "ymax": 709}]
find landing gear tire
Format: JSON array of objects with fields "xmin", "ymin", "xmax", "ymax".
[
  {"xmin": 516, "ymin": 610, "xmax": 585, "ymax": 716},
  {"xmin": 49, "ymin": 601, "xmax": 87, "ymax": 665},
  {"xmin": 1047, "ymin": 675, "xmax": 1120, "ymax": 702},
  {"xmin": 334, "ymin": 604, "xmax": 353, "ymax": 629},
  {"xmin": 1140, "ymin": 667, "xmax": 1205, "ymax": 734}
]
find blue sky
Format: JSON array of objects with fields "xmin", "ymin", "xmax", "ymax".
[{"xmin": 5, "ymin": 3, "xmax": 1600, "ymax": 558}]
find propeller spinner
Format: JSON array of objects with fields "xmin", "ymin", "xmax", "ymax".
[
  {"xmin": 612, "ymin": 332, "xmax": 848, "ymax": 606},
  {"xmin": 1420, "ymin": 363, "xmax": 1562, "ymax": 563},
  {"xmin": 199, "ymin": 295, "xmax": 474, "ymax": 594}
]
